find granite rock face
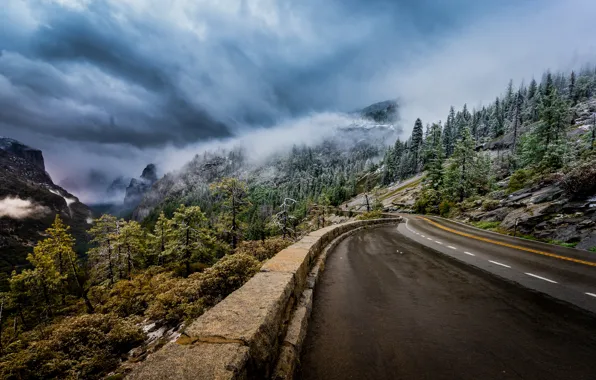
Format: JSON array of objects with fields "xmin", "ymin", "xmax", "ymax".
[{"xmin": 0, "ymin": 138, "xmax": 92, "ymax": 271}]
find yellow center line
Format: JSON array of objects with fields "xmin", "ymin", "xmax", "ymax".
[{"xmin": 419, "ymin": 217, "xmax": 596, "ymax": 268}]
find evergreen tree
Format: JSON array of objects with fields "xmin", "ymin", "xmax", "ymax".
[
  {"xmin": 443, "ymin": 107, "xmax": 456, "ymax": 157},
  {"xmin": 569, "ymin": 71, "xmax": 577, "ymax": 105},
  {"xmin": 168, "ymin": 205, "xmax": 214, "ymax": 276},
  {"xmin": 425, "ymin": 123, "xmax": 444, "ymax": 190},
  {"xmin": 152, "ymin": 212, "xmax": 173, "ymax": 265},
  {"xmin": 210, "ymin": 178, "xmax": 250, "ymax": 249},
  {"xmin": 443, "ymin": 126, "xmax": 478, "ymax": 202},
  {"xmin": 88, "ymin": 215, "xmax": 119, "ymax": 286},
  {"xmin": 45, "ymin": 216, "xmax": 93, "ymax": 313},
  {"xmin": 117, "ymin": 221, "xmax": 147, "ymax": 278},
  {"xmin": 411, "ymin": 118, "xmax": 424, "ymax": 173}
]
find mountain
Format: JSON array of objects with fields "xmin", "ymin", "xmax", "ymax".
[
  {"xmin": 132, "ymin": 102, "xmax": 400, "ymax": 223},
  {"xmin": 0, "ymin": 137, "xmax": 92, "ymax": 272},
  {"xmin": 124, "ymin": 164, "xmax": 158, "ymax": 209},
  {"xmin": 360, "ymin": 100, "xmax": 399, "ymax": 123}
]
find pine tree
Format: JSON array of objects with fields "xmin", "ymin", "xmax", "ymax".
[
  {"xmin": 569, "ymin": 71, "xmax": 577, "ymax": 105},
  {"xmin": 511, "ymin": 90, "xmax": 523, "ymax": 160},
  {"xmin": 152, "ymin": 212, "xmax": 173, "ymax": 264},
  {"xmin": 425, "ymin": 123, "xmax": 444, "ymax": 190},
  {"xmin": 210, "ymin": 178, "xmax": 250, "ymax": 249},
  {"xmin": 45, "ymin": 215, "xmax": 93, "ymax": 313},
  {"xmin": 117, "ymin": 221, "xmax": 146, "ymax": 278},
  {"xmin": 443, "ymin": 107, "xmax": 456, "ymax": 157},
  {"xmin": 10, "ymin": 240, "xmax": 63, "ymax": 319},
  {"xmin": 443, "ymin": 126, "xmax": 477, "ymax": 202},
  {"xmin": 168, "ymin": 205, "xmax": 213, "ymax": 276},
  {"xmin": 411, "ymin": 118, "xmax": 424, "ymax": 173},
  {"xmin": 492, "ymin": 97, "xmax": 505, "ymax": 137},
  {"xmin": 88, "ymin": 214, "xmax": 119, "ymax": 286}
]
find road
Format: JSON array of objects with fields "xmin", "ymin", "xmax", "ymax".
[
  {"xmin": 400, "ymin": 215, "xmax": 596, "ymax": 314},
  {"xmin": 298, "ymin": 224, "xmax": 596, "ymax": 380}
]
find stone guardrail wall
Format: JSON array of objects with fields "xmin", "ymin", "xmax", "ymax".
[{"xmin": 128, "ymin": 217, "xmax": 402, "ymax": 380}]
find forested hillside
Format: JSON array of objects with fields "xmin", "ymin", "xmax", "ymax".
[{"xmin": 376, "ymin": 66, "xmax": 596, "ymax": 248}]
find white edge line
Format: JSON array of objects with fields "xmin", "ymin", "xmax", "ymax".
[
  {"xmin": 525, "ymin": 272, "xmax": 557, "ymax": 284},
  {"xmin": 488, "ymin": 260, "xmax": 511, "ymax": 268},
  {"xmin": 435, "ymin": 241, "xmax": 443, "ymax": 245},
  {"xmin": 447, "ymin": 245, "xmax": 457, "ymax": 250},
  {"xmin": 585, "ymin": 292, "xmax": 596, "ymax": 298},
  {"xmin": 464, "ymin": 252, "xmax": 475, "ymax": 256}
]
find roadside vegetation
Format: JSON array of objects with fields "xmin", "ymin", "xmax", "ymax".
[
  {"xmin": 0, "ymin": 178, "xmax": 301, "ymax": 379},
  {"xmin": 376, "ymin": 67, "xmax": 596, "ymax": 247}
]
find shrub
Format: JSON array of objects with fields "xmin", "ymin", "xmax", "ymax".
[
  {"xmin": 197, "ymin": 253, "xmax": 261, "ymax": 303},
  {"xmin": 482, "ymin": 199, "xmax": 501, "ymax": 211},
  {"xmin": 590, "ymin": 247, "xmax": 596, "ymax": 253},
  {"xmin": 559, "ymin": 159, "xmax": 596, "ymax": 198},
  {"xmin": 145, "ymin": 253, "xmax": 260, "ymax": 325},
  {"xmin": 508, "ymin": 169, "xmax": 532, "ymax": 193},
  {"xmin": 356, "ymin": 210, "xmax": 383, "ymax": 220},
  {"xmin": 235, "ymin": 237, "xmax": 293, "ymax": 262},
  {"xmin": 0, "ymin": 314, "xmax": 144, "ymax": 380},
  {"xmin": 472, "ymin": 221, "xmax": 501, "ymax": 230},
  {"xmin": 144, "ymin": 275, "xmax": 204, "ymax": 325},
  {"xmin": 439, "ymin": 200, "xmax": 453, "ymax": 216}
]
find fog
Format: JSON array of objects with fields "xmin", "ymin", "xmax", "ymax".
[{"xmin": 0, "ymin": 197, "xmax": 51, "ymax": 219}]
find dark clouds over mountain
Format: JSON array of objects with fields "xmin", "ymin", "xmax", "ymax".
[{"xmin": 1, "ymin": 0, "xmax": 595, "ymax": 200}]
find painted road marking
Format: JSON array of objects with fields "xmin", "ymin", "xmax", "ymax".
[
  {"xmin": 420, "ymin": 217, "xmax": 596, "ymax": 267},
  {"xmin": 421, "ymin": 235, "xmax": 426, "ymax": 238},
  {"xmin": 427, "ymin": 238, "xmax": 432, "ymax": 241},
  {"xmin": 586, "ymin": 293, "xmax": 596, "ymax": 298},
  {"xmin": 525, "ymin": 273, "xmax": 558, "ymax": 284},
  {"xmin": 464, "ymin": 252, "xmax": 475, "ymax": 256},
  {"xmin": 435, "ymin": 241, "xmax": 443, "ymax": 245},
  {"xmin": 489, "ymin": 260, "xmax": 511, "ymax": 268},
  {"xmin": 447, "ymin": 245, "xmax": 457, "ymax": 250}
]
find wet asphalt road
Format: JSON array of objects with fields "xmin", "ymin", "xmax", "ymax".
[{"xmin": 298, "ymin": 225, "xmax": 596, "ymax": 380}]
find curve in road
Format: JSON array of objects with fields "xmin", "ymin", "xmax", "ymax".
[
  {"xmin": 298, "ymin": 225, "xmax": 596, "ymax": 380},
  {"xmin": 400, "ymin": 215, "xmax": 596, "ymax": 313}
]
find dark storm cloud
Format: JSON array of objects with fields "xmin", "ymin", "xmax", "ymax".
[
  {"xmin": 1, "ymin": 0, "xmax": 511, "ymax": 150},
  {"xmin": 2, "ymin": 0, "xmax": 594, "ymax": 202}
]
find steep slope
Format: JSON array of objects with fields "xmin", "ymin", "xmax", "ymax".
[{"xmin": 0, "ymin": 137, "xmax": 92, "ymax": 272}]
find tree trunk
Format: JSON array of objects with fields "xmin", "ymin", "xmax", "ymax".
[
  {"xmin": 232, "ymin": 195, "xmax": 237, "ymax": 249},
  {"xmin": 107, "ymin": 238, "xmax": 114, "ymax": 286},
  {"xmin": 185, "ymin": 227, "xmax": 191, "ymax": 276}
]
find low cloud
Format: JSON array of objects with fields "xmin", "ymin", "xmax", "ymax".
[{"xmin": 0, "ymin": 197, "xmax": 51, "ymax": 219}]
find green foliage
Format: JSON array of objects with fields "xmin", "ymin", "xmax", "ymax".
[
  {"xmin": 438, "ymin": 200, "xmax": 453, "ymax": 217},
  {"xmin": 234, "ymin": 237, "xmax": 293, "ymax": 262},
  {"xmin": 482, "ymin": 199, "xmax": 501, "ymax": 211},
  {"xmin": 356, "ymin": 210, "xmax": 383, "ymax": 220},
  {"xmin": 0, "ymin": 314, "xmax": 144, "ymax": 380},
  {"xmin": 472, "ymin": 221, "xmax": 501, "ymax": 230},
  {"xmin": 167, "ymin": 205, "xmax": 215, "ymax": 276},
  {"xmin": 210, "ymin": 178, "xmax": 250, "ymax": 249},
  {"xmin": 589, "ymin": 247, "xmax": 596, "ymax": 253},
  {"xmin": 548, "ymin": 240, "xmax": 578, "ymax": 248},
  {"xmin": 508, "ymin": 169, "xmax": 533, "ymax": 193}
]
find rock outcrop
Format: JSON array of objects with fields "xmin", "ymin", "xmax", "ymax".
[
  {"xmin": 124, "ymin": 164, "xmax": 158, "ymax": 209},
  {"xmin": 0, "ymin": 138, "xmax": 92, "ymax": 272}
]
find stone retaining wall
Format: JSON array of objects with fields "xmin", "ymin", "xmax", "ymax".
[{"xmin": 128, "ymin": 218, "xmax": 402, "ymax": 380}]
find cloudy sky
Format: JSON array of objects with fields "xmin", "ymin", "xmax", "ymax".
[{"xmin": 2, "ymin": 0, "xmax": 596, "ymax": 201}]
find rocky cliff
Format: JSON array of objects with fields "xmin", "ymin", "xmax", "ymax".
[{"xmin": 0, "ymin": 137, "xmax": 92, "ymax": 272}]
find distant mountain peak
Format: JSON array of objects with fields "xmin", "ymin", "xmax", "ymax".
[
  {"xmin": 0, "ymin": 136, "xmax": 45, "ymax": 171},
  {"xmin": 359, "ymin": 100, "xmax": 399, "ymax": 124}
]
